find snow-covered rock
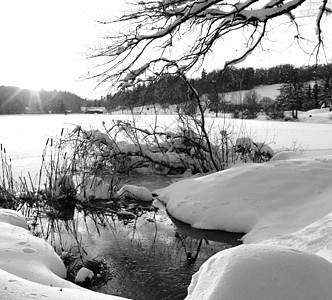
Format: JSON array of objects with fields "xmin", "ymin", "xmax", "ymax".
[
  {"xmin": 186, "ymin": 244, "xmax": 332, "ymax": 300},
  {"xmin": 75, "ymin": 267, "xmax": 94, "ymax": 283},
  {"xmin": 115, "ymin": 184, "xmax": 153, "ymax": 201}
]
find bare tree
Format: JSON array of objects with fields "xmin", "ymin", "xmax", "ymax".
[
  {"xmin": 84, "ymin": 0, "xmax": 331, "ymax": 172},
  {"xmin": 89, "ymin": 0, "xmax": 331, "ymax": 90}
]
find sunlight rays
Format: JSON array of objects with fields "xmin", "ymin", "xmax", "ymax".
[{"xmin": 0, "ymin": 0, "xmax": 113, "ymax": 98}]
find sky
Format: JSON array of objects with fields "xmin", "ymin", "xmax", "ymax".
[
  {"xmin": 0, "ymin": 0, "xmax": 331, "ymax": 99},
  {"xmin": 0, "ymin": 0, "xmax": 125, "ymax": 100}
]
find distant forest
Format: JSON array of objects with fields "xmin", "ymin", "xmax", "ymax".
[
  {"xmin": 1, "ymin": 63, "xmax": 331, "ymax": 116},
  {"xmin": 0, "ymin": 86, "xmax": 104, "ymax": 114},
  {"xmin": 106, "ymin": 63, "xmax": 332, "ymax": 115}
]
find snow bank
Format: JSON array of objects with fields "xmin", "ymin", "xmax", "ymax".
[
  {"xmin": 156, "ymin": 156, "xmax": 332, "ymax": 243},
  {"xmin": 285, "ymin": 107, "xmax": 332, "ymax": 123},
  {"xmin": 0, "ymin": 215, "xmax": 68, "ymax": 287},
  {"xmin": 186, "ymin": 244, "xmax": 332, "ymax": 300},
  {"xmin": 261, "ymin": 210, "xmax": 332, "ymax": 262},
  {"xmin": 270, "ymin": 150, "xmax": 302, "ymax": 160},
  {"xmin": 0, "ymin": 268, "xmax": 126, "ymax": 300},
  {"xmin": 0, "ymin": 209, "xmax": 129, "ymax": 299},
  {"xmin": 156, "ymin": 152, "xmax": 332, "ymax": 299},
  {"xmin": 0, "ymin": 209, "xmax": 29, "ymax": 230}
]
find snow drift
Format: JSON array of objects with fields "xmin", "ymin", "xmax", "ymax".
[
  {"xmin": 0, "ymin": 209, "xmax": 129, "ymax": 299},
  {"xmin": 186, "ymin": 244, "xmax": 332, "ymax": 300},
  {"xmin": 156, "ymin": 155, "xmax": 332, "ymax": 243},
  {"xmin": 156, "ymin": 152, "xmax": 332, "ymax": 300}
]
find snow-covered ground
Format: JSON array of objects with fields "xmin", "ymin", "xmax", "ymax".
[
  {"xmin": 0, "ymin": 209, "xmax": 129, "ymax": 300},
  {"xmin": 155, "ymin": 108, "xmax": 332, "ymax": 299},
  {"xmin": 1, "ymin": 107, "xmax": 332, "ymax": 299},
  {"xmin": 157, "ymin": 154, "xmax": 332, "ymax": 299},
  {"xmin": 290, "ymin": 107, "xmax": 332, "ymax": 124},
  {"xmin": 185, "ymin": 244, "xmax": 332, "ymax": 300}
]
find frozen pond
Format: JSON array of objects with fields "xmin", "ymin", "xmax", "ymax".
[{"xmin": 1, "ymin": 113, "xmax": 332, "ymax": 178}]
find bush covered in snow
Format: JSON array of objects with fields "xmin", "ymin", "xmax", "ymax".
[
  {"xmin": 235, "ymin": 137, "xmax": 275, "ymax": 162},
  {"xmin": 63, "ymin": 117, "xmax": 275, "ymax": 179}
]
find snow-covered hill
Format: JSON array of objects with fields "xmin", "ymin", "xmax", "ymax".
[
  {"xmin": 110, "ymin": 83, "xmax": 282, "ymax": 115},
  {"xmin": 222, "ymin": 83, "xmax": 282, "ymax": 104}
]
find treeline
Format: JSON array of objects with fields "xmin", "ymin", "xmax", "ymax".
[
  {"xmin": 0, "ymin": 86, "xmax": 87, "ymax": 114},
  {"xmin": 276, "ymin": 79, "xmax": 332, "ymax": 119},
  {"xmin": 106, "ymin": 63, "xmax": 332, "ymax": 113}
]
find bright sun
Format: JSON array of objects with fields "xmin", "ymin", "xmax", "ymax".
[{"xmin": 0, "ymin": 0, "xmax": 101, "ymax": 96}]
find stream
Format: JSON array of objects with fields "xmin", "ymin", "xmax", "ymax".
[{"xmin": 75, "ymin": 174, "xmax": 243, "ymax": 300}]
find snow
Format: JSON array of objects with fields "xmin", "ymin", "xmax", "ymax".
[
  {"xmin": 2, "ymin": 108, "xmax": 332, "ymax": 299},
  {"xmin": 271, "ymin": 150, "xmax": 302, "ymax": 160},
  {"xmin": 255, "ymin": 142, "xmax": 275, "ymax": 157},
  {"xmin": 0, "ymin": 209, "xmax": 129, "ymax": 299},
  {"xmin": 115, "ymin": 184, "xmax": 153, "ymax": 201},
  {"xmin": 235, "ymin": 137, "xmax": 254, "ymax": 152},
  {"xmin": 156, "ymin": 156, "xmax": 332, "ymax": 243},
  {"xmin": 75, "ymin": 267, "xmax": 94, "ymax": 283},
  {"xmin": 154, "ymin": 109, "xmax": 332, "ymax": 299},
  {"xmin": 185, "ymin": 244, "xmax": 332, "ymax": 300},
  {"xmin": 294, "ymin": 108, "xmax": 332, "ymax": 124}
]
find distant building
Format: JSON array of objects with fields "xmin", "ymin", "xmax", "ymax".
[{"xmin": 81, "ymin": 107, "xmax": 108, "ymax": 114}]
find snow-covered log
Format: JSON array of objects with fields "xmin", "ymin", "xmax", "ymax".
[
  {"xmin": 79, "ymin": 128, "xmax": 115, "ymax": 148},
  {"xmin": 115, "ymin": 184, "xmax": 153, "ymax": 202}
]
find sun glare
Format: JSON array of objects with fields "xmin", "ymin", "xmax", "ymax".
[{"xmin": 0, "ymin": 0, "xmax": 106, "ymax": 97}]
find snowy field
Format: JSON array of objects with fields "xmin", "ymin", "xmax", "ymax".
[
  {"xmin": 0, "ymin": 108, "xmax": 332, "ymax": 299},
  {"xmin": 1, "ymin": 110, "xmax": 332, "ymax": 178}
]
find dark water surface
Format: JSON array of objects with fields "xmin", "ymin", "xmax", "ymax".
[{"xmin": 79, "ymin": 175, "xmax": 243, "ymax": 300}]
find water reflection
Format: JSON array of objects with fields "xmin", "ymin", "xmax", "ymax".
[
  {"xmin": 82, "ymin": 201, "xmax": 234, "ymax": 300},
  {"xmin": 167, "ymin": 211, "xmax": 244, "ymax": 246},
  {"xmin": 29, "ymin": 173, "xmax": 243, "ymax": 300}
]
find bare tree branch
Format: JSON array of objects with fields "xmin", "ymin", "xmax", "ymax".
[{"xmin": 89, "ymin": 0, "xmax": 331, "ymax": 90}]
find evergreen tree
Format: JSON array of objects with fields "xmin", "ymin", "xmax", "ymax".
[{"xmin": 276, "ymin": 82, "xmax": 304, "ymax": 118}]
